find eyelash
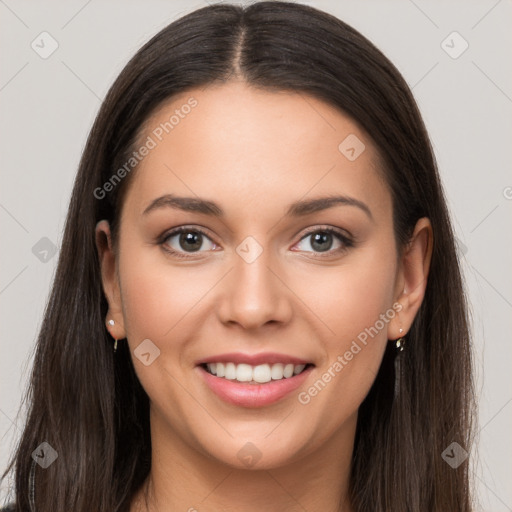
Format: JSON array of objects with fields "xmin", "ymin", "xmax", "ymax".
[{"xmin": 158, "ymin": 225, "xmax": 354, "ymax": 260}]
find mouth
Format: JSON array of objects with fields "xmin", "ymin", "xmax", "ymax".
[
  {"xmin": 196, "ymin": 359, "xmax": 315, "ymax": 408},
  {"xmin": 200, "ymin": 362, "xmax": 314, "ymax": 384}
]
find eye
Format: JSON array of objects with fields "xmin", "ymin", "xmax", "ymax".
[
  {"xmin": 293, "ymin": 227, "xmax": 353, "ymax": 257},
  {"xmin": 158, "ymin": 225, "xmax": 353, "ymax": 260},
  {"xmin": 160, "ymin": 227, "xmax": 217, "ymax": 258}
]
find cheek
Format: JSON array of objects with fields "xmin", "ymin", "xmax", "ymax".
[
  {"xmin": 118, "ymin": 244, "xmax": 210, "ymax": 348},
  {"xmin": 292, "ymin": 242, "xmax": 397, "ymax": 412},
  {"xmin": 297, "ymin": 245, "xmax": 397, "ymax": 345}
]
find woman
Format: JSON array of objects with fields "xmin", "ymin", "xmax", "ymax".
[{"xmin": 1, "ymin": 2, "xmax": 475, "ymax": 511}]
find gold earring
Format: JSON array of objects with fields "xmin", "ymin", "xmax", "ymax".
[
  {"xmin": 394, "ymin": 328, "xmax": 406, "ymax": 399},
  {"xmin": 395, "ymin": 327, "xmax": 405, "ymax": 351}
]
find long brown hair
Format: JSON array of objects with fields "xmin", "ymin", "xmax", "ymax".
[{"xmin": 1, "ymin": 2, "xmax": 475, "ymax": 511}]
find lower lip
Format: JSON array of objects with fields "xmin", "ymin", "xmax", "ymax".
[{"xmin": 197, "ymin": 365, "xmax": 314, "ymax": 408}]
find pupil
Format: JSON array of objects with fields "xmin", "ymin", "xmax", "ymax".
[
  {"xmin": 180, "ymin": 232, "xmax": 202, "ymax": 252},
  {"xmin": 311, "ymin": 232, "xmax": 332, "ymax": 252}
]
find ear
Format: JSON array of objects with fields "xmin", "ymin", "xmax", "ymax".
[
  {"xmin": 388, "ymin": 217, "xmax": 433, "ymax": 340},
  {"xmin": 95, "ymin": 220, "xmax": 126, "ymax": 339}
]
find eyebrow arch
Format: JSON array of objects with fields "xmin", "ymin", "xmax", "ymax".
[{"xmin": 142, "ymin": 193, "xmax": 373, "ymax": 220}]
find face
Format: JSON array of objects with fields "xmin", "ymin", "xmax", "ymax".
[{"xmin": 96, "ymin": 80, "xmax": 429, "ymax": 470}]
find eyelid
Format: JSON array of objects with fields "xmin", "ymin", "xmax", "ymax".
[{"xmin": 297, "ymin": 224, "xmax": 353, "ymax": 243}]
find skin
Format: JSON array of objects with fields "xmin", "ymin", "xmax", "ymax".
[{"xmin": 95, "ymin": 80, "xmax": 432, "ymax": 512}]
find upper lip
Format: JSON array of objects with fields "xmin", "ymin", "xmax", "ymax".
[{"xmin": 197, "ymin": 352, "xmax": 313, "ymax": 366}]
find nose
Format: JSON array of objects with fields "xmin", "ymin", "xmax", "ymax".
[{"xmin": 217, "ymin": 243, "xmax": 293, "ymax": 331}]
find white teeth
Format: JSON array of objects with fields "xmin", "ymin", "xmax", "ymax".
[
  {"xmin": 253, "ymin": 364, "xmax": 272, "ymax": 383},
  {"xmin": 283, "ymin": 363, "xmax": 294, "ymax": 378},
  {"xmin": 236, "ymin": 364, "xmax": 253, "ymax": 382},
  {"xmin": 271, "ymin": 363, "xmax": 284, "ymax": 379},
  {"xmin": 225, "ymin": 362, "xmax": 236, "ymax": 380},
  {"xmin": 215, "ymin": 362, "xmax": 225, "ymax": 377},
  {"xmin": 205, "ymin": 362, "xmax": 309, "ymax": 382},
  {"xmin": 293, "ymin": 364, "xmax": 306, "ymax": 375}
]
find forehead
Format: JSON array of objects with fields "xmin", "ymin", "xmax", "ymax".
[{"xmin": 122, "ymin": 80, "xmax": 390, "ymax": 222}]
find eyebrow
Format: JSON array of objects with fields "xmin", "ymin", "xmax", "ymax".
[{"xmin": 142, "ymin": 193, "xmax": 373, "ymax": 220}]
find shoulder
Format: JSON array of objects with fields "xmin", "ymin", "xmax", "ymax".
[{"xmin": 0, "ymin": 504, "xmax": 16, "ymax": 511}]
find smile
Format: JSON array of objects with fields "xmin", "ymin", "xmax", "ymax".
[
  {"xmin": 197, "ymin": 362, "xmax": 315, "ymax": 408},
  {"xmin": 203, "ymin": 362, "xmax": 310, "ymax": 383}
]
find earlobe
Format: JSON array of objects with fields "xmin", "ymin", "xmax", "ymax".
[
  {"xmin": 95, "ymin": 220, "xmax": 126, "ymax": 339},
  {"xmin": 389, "ymin": 217, "xmax": 433, "ymax": 339}
]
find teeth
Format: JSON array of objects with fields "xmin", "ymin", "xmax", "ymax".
[
  {"xmin": 253, "ymin": 364, "xmax": 272, "ymax": 383},
  {"xmin": 225, "ymin": 362, "xmax": 236, "ymax": 380},
  {"xmin": 236, "ymin": 364, "xmax": 253, "ymax": 382},
  {"xmin": 205, "ymin": 362, "xmax": 308, "ymax": 382},
  {"xmin": 293, "ymin": 364, "xmax": 306, "ymax": 375}
]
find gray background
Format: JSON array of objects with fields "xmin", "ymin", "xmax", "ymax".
[{"xmin": 1, "ymin": 0, "xmax": 511, "ymax": 509}]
